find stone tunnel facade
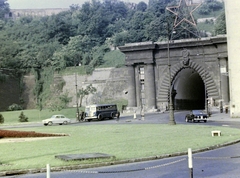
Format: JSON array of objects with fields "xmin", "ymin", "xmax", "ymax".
[{"xmin": 119, "ymin": 35, "xmax": 229, "ymax": 111}]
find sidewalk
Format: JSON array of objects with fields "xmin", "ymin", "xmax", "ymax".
[
  {"xmin": 207, "ymin": 107, "xmax": 240, "ymax": 122},
  {"xmin": 210, "ymin": 112, "xmax": 240, "ymax": 122}
]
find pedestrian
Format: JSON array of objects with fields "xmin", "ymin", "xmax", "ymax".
[
  {"xmin": 225, "ymin": 107, "xmax": 228, "ymax": 114},
  {"xmin": 220, "ymin": 106, "xmax": 223, "ymax": 113},
  {"xmin": 116, "ymin": 111, "xmax": 120, "ymax": 122}
]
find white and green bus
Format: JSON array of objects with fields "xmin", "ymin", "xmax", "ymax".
[{"xmin": 84, "ymin": 104, "xmax": 120, "ymax": 122}]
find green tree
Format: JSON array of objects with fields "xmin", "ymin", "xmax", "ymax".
[
  {"xmin": 0, "ymin": 0, "xmax": 9, "ymax": 20},
  {"xmin": 78, "ymin": 84, "xmax": 97, "ymax": 107},
  {"xmin": 18, "ymin": 111, "xmax": 28, "ymax": 122},
  {"xmin": 112, "ymin": 30, "xmax": 129, "ymax": 47},
  {"xmin": 214, "ymin": 12, "xmax": 226, "ymax": 35},
  {"xmin": 137, "ymin": 2, "xmax": 148, "ymax": 12},
  {"xmin": 148, "ymin": 0, "xmax": 174, "ymax": 16},
  {"xmin": 49, "ymin": 92, "xmax": 72, "ymax": 111},
  {"xmin": 198, "ymin": 0, "xmax": 223, "ymax": 15},
  {"xmin": 146, "ymin": 15, "xmax": 167, "ymax": 41},
  {"xmin": 59, "ymin": 92, "xmax": 72, "ymax": 108},
  {"xmin": 207, "ymin": 0, "xmax": 223, "ymax": 11},
  {"xmin": 90, "ymin": 45, "xmax": 110, "ymax": 67},
  {"xmin": 0, "ymin": 113, "xmax": 4, "ymax": 124},
  {"xmin": 198, "ymin": 3, "xmax": 211, "ymax": 15},
  {"xmin": 126, "ymin": 11, "xmax": 149, "ymax": 42}
]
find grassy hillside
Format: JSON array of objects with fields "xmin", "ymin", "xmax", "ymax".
[{"xmin": 60, "ymin": 50, "xmax": 125, "ymax": 76}]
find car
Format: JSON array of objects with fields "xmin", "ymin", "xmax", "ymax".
[
  {"xmin": 185, "ymin": 110, "xmax": 208, "ymax": 123},
  {"xmin": 42, "ymin": 115, "xmax": 71, "ymax": 126}
]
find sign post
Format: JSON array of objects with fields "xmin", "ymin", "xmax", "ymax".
[{"xmin": 188, "ymin": 148, "xmax": 193, "ymax": 178}]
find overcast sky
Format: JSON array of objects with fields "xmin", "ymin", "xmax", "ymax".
[{"xmin": 7, "ymin": 0, "xmax": 147, "ymax": 9}]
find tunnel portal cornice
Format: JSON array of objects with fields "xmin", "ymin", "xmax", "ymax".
[
  {"xmin": 120, "ymin": 35, "xmax": 227, "ymax": 66},
  {"xmin": 119, "ymin": 42, "xmax": 156, "ymax": 65},
  {"xmin": 155, "ymin": 35, "xmax": 227, "ymax": 52}
]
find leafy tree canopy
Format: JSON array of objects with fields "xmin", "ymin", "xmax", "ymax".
[
  {"xmin": 214, "ymin": 11, "xmax": 226, "ymax": 35},
  {"xmin": 0, "ymin": 0, "xmax": 225, "ymax": 110}
]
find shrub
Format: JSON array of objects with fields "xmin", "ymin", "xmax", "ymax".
[
  {"xmin": 85, "ymin": 65, "xmax": 94, "ymax": 74},
  {"xmin": 0, "ymin": 114, "xmax": 4, "ymax": 124},
  {"xmin": 8, "ymin": 103, "xmax": 23, "ymax": 111},
  {"xmin": 18, "ymin": 111, "xmax": 28, "ymax": 122}
]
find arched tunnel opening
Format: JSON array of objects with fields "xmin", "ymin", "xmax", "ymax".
[{"xmin": 172, "ymin": 68, "xmax": 206, "ymax": 110}]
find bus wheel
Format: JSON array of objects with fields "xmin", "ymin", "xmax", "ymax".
[
  {"xmin": 111, "ymin": 113, "xmax": 115, "ymax": 119},
  {"xmin": 98, "ymin": 114, "xmax": 103, "ymax": 121}
]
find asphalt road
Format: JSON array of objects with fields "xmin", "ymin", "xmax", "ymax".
[
  {"xmin": 4, "ymin": 110, "xmax": 240, "ymax": 178},
  {"xmin": 14, "ymin": 142, "xmax": 240, "ymax": 178}
]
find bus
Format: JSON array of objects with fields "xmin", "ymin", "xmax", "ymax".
[{"xmin": 84, "ymin": 104, "xmax": 120, "ymax": 122}]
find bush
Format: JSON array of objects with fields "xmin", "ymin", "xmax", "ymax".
[
  {"xmin": 0, "ymin": 114, "xmax": 4, "ymax": 124},
  {"xmin": 85, "ymin": 65, "xmax": 94, "ymax": 74},
  {"xmin": 18, "ymin": 111, "xmax": 28, "ymax": 122},
  {"xmin": 8, "ymin": 103, "xmax": 23, "ymax": 111}
]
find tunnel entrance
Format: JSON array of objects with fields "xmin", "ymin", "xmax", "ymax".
[{"xmin": 172, "ymin": 68, "xmax": 206, "ymax": 110}]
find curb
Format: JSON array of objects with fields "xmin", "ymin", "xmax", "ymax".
[{"xmin": 1, "ymin": 139, "xmax": 240, "ymax": 177}]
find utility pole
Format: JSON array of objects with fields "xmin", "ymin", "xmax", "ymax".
[{"xmin": 74, "ymin": 59, "xmax": 79, "ymax": 121}]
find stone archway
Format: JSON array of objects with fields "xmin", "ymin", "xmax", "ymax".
[
  {"xmin": 157, "ymin": 60, "xmax": 219, "ymax": 110},
  {"xmin": 172, "ymin": 68, "xmax": 205, "ymax": 110}
]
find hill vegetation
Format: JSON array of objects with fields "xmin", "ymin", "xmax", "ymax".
[{"xmin": 0, "ymin": 0, "xmax": 226, "ymax": 111}]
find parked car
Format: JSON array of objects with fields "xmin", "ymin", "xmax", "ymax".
[
  {"xmin": 185, "ymin": 110, "xmax": 208, "ymax": 123},
  {"xmin": 42, "ymin": 115, "xmax": 71, "ymax": 126}
]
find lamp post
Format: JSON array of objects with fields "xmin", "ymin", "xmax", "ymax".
[
  {"xmin": 167, "ymin": 21, "xmax": 176, "ymax": 125},
  {"xmin": 74, "ymin": 60, "xmax": 79, "ymax": 121}
]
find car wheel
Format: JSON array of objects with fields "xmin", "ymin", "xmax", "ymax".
[
  {"xmin": 204, "ymin": 120, "xmax": 207, "ymax": 123},
  {"xmin": 63, "ymin": 121, "xmax": 68, "ymax": 125},
  {"xmin": 48, "ymin": 121, "xmax": 53, "ymax": 126},
  {"xmin": 185, "ymin": 117, "xmax": 189, "ymax": 122},
  {"xmin": 44, "ymin": 124, "xmax": 47, "ymax": 126}
]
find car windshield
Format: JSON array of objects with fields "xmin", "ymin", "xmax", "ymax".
[{"xmin": 192, "ymin": 110, "xmax": 205, "ymax": 114}]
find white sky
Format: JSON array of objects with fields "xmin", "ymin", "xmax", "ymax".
[
  {"xmin": 7, "ymin": 0, "xmax": 88, "ymax": 9},
  {"xmin": 7, "ymin": 0, "xmax": 147, "ymax": 9}
]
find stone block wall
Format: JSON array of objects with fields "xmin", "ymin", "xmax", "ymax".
[
  {"xmin": 62, "ymin": 67, "xmax": 128, "ymax": 107},
  {"xmin": 0, "ymin": 67, "xmax": 128, "ymax": 111}
]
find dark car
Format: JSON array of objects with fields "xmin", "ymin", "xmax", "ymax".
[{"xmin": 185, "ymin": 110, "xmax": 208, "ymax": 123}]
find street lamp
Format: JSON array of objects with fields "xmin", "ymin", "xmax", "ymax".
[
  {"xmin": 167, "ymin": 19, "xmax": 176, "ymax": 125},
  {"xmin": 74, "ymin": 60, "xmax": 79, "ymax": 121}
]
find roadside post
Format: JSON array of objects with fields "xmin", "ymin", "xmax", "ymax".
[
  {"xmin": 133, "ymin": 110, "xmax": 136, "ymax": 119},
  {"xmin": 188, "ymin": 148, "xmax": 193, "ymax": 178},
  {"xmin": 46, "ymin": 164, "xmax": 51, "ymax": 178},
  {"xmin": 141, "ymin": 108, "xmax": 145, "ymax": 120}
]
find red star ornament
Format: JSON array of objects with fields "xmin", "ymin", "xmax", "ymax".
[{"xmin": 166, "ymin": 0, "xmax": 201, "ymax": 28}]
